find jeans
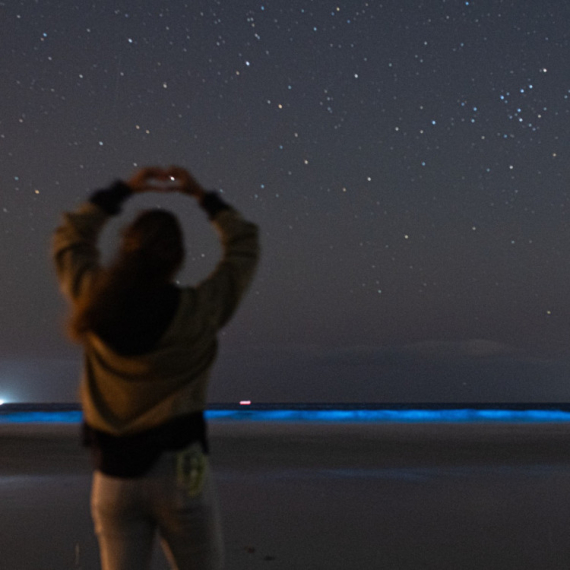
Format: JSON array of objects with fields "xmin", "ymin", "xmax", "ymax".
[{"xmin": 91, "ymin": 443, "xmax": 224, "ymax": 570}]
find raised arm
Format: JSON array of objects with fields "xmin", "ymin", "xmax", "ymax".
[
  {"xmin": 167, "ymin": 166, "xmax": 260, "ymax": 329},
  {"xmin": 196, "ymin": 197, "xmax": 260, "ymax": 329},
  {"xmin": 52, "ymin": 182, "xmax": 128, "ymax": 302},
  {"xmin": 52, "ymin": 167, "xmax": 168, "ymax": 302}
]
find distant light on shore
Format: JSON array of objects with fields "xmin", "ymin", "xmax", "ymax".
[
  {"xmin": 0, "ymin": 400, "xmax": 5, "ymax": 406},
  {"xmin": 239, "ymin": 400, "xmax": 252, "ymax": 406}
]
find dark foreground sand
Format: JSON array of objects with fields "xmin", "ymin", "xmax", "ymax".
[{"xmin": 2, "ymin": 420, "xmax": 570, "ymax": 569}]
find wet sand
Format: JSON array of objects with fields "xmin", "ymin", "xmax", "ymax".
[{"xmin": 2, "ymin": 421, "xmax": 570, "ymax": 569}]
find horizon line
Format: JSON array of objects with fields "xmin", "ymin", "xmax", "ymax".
[{"xmin": 2, "ymin": 402, "xmax": 570, "ymax": 412}]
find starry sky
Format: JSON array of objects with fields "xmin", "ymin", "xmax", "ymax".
[{"xmin": 3, "ymin": 0, "xmax": 570, "ymax": 403}]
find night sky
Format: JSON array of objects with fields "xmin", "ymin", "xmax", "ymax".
[{"xmin": 3, "ymin": 0, "xmax": 570, "ymax": 404}]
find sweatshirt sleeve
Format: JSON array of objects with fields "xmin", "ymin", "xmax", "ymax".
[
  {"xmin": 52, "ymin": 183, "xmax": 130, "ymax": 302},
  {"xmin": 192, "ymin": 199, "xmax": 260, "ymax": 330}
]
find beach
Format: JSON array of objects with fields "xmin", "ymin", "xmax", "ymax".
[{"xmin": 2, "ymin": 420, "xmax": 570, "ymax": 569}]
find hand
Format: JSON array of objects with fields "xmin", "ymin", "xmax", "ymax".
[
  {"xmin": 127, "ymin": 167, "xmax": 170, "ymax": 193},
  {"xmin": 166, "ymin": 166, "xmax": 206, "ymax": 200}
]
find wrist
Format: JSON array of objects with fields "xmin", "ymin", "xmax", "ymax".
[
  {"xmin": 200, "ymin": 191, "xmax": 231, "ymax": 220},
  {"xmin": 89, "ymin": 180, "xmax": 132, "ymax": 215}
]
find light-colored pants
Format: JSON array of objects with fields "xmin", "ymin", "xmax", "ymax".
[{"xmin": 91, "ymin": 443, "xmax": 224, "ymax": 570}]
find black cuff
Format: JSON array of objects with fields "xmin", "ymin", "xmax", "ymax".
[
  {"xmin": 200, "ymin": 191, "xmax": 232, "ymax": 220},
  {"xmin": 89, "ymin": 180, "xmax": 132, "ymax": 215}
]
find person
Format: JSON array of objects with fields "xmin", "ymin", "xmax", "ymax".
[{"xmin": 52, "ymin": 165, "xmax": 260, "ymax": 570}]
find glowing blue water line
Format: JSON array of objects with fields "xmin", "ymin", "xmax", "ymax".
[
  {"xmin": 2, "ymin": 409, "xmax": 570, "ymax": 423},
  {"xmin": 206, "ymin": 409, "xmax": 570, "ymax": 423},
  {"xmin": 0, "ymin": 411, "xmax": 84, "ymax": 423}
]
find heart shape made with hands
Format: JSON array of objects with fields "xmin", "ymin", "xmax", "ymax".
[
  {"xmin": 144, "ymin": 168, "xmax": 186, "ymax": 192},
  {"xmin": 147, "ymin": 176, "xmax": 183, "ymax": 191}
]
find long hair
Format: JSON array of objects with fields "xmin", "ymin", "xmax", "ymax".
[{"xmin": 69, "ymin": 209, "xmax": 184, "ymax": 342}]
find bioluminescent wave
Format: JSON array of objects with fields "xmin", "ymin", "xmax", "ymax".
[{"xmin": 3, "ymin": 407, "xmax": 570, "ymax": 423}]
